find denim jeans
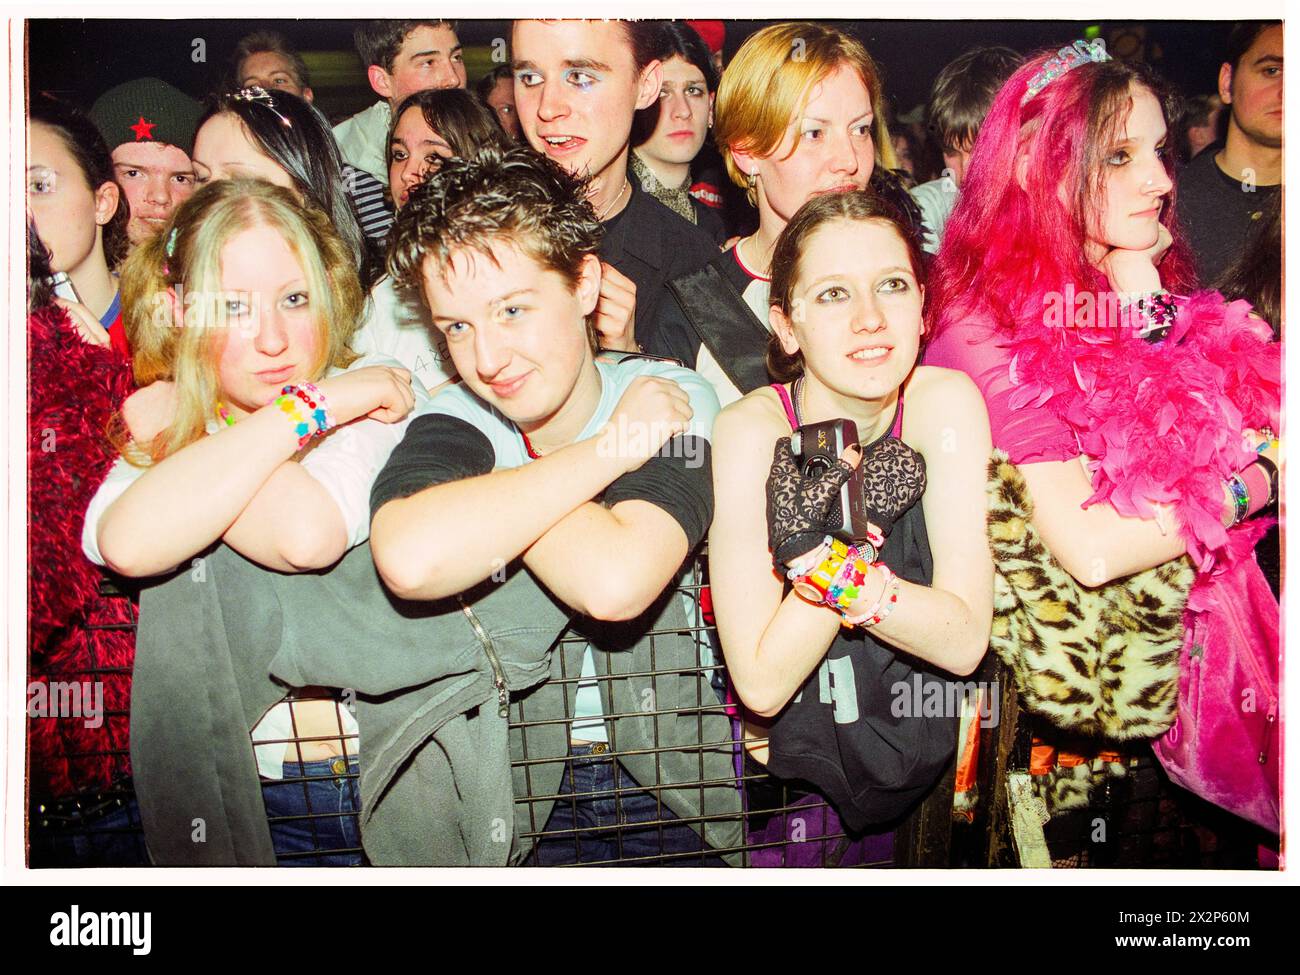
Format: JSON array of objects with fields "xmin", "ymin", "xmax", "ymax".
[
  {"xmin": 29, "ymin": 794, "xmax": 150, "ymax": 867},
  {"xmin": 528, "ymin": 744, "xmax": 723, "ymax": 866},
  {"xmin": 261, "ymin": 756, "xmax": 364, "ymax": 866}
]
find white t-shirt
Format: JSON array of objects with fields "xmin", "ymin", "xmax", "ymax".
[
  {"xmin": 81, "ymin": 352, "xmax": 427, "ymax": 777},
  {"xmin": 909, "ymin": 175, "xmax": 960, "ymax": 255},
  {"xmin": 332, "ymin": 100, "xmax": 392, "ymax": 186},
  {"xmin": 351, "ymin": 275, "xmax": 457, "ymax": 396}
]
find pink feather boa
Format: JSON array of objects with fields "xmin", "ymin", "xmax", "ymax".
[{"xmin": 1005, "ymin": 291, "xmax": 1280, "ymax": 572}]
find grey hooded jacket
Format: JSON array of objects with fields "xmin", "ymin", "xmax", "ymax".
[{"xmin": 130, "ymin": 542, "xmax": 742, "ymax": 865}]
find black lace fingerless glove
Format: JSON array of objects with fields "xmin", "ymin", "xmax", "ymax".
[
  {"xmin": 765, "ymin": 437, "xmax": 855, "ymax": 567},
  {"xmin": 859, "ymin": 436, "xmax": 927, "ymax": 536}
]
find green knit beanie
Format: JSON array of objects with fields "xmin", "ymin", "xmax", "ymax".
[{"xmin": 89, "ymin": 77, "xmax": 202, "ymax": 153}]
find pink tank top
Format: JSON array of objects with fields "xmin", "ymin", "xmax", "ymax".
[{"xmin": 923, "ymin": 318, "xmax": 1077, "ymax": 465}]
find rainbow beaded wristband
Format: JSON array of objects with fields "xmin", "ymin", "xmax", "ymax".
[
  {"xmin": 790, "ymin": 537, "xmax": 875, "ymax": 616},
  {"xmin": 791, "ymin": 537, "xmax": 851, "ymax": 604},
  {"xmin": 823, "ymin": 546, "xmax": 872, "ymax": 614},
  {"xmin": 280, "ymin": 382, "xmax": 333, "ymax": 448}
]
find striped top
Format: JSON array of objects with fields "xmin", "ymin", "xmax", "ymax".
[{"xmin": 343, "ymin": 164, "xmax": 394, "ymax": 242}]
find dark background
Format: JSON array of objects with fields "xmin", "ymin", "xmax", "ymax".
[{"xmin": 28, "ymin": 18, "xmax": 1235, "ymax": 123}]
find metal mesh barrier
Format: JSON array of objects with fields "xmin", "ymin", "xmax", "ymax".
[
  {"xmin": 512, "ymin": 555, "xmax": 893, "ymax": 867},
  {"xmin": 255, "ymin": 694, "xmax": 363, "ymax": 866},
  {"xmin": 27, "ymin": 561, "xmax": 1267, "ymax": 868}
]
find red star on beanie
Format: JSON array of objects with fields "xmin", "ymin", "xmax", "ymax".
[
  {"xmin": 129, "ymin": 116, "xmax": 156, "ymax": 141},
  {"xmin": 89, "ymin": 78, "xmax": 201, "ymax": 153}
]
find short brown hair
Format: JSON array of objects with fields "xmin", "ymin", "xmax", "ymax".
[
  {"xmin": 387, "ymin": 146, "xmax": 604, "ymax": 349},
  {"xmin": 767, "ymin": 190, "xmax": 926, "ymax": 383},
  {"xmin": 926, "ymin": 46, "xmax": 1023, "ymax": 151},
  {"xmin": 232, "ymin": 30, "xmax": 311, "ymax": 89},
  {"xmin": 355, "ymin": 20, "xmax": 456, "ymax": 74},
  {"xmin": 619, "ymin": 20, "xmax": 667, "ymax": 73},
  {"xmin": 1225, "ymin": 21, "xmax": 1281, "ymax": 73}
]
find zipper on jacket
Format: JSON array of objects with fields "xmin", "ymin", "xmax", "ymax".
[
  {"xmin": 1260, "ymin": 709, "xmax": 1277, "ymax": 765},
  {"xmin": 458, "ymin": 597, "xmax": 510, "ymax": 718},
  {"xmin": 1211, "ymin": 590, "xmax": 1278, "ymax": 766}
]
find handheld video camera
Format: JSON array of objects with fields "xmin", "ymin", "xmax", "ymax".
[{"xmin": 790, "ymin": 418, "xmax": 875, "ymax": 545}]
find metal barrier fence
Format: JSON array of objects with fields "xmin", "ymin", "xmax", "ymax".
[
  {"xmin": 511, "ymin": 555, "xmax": 895, "ymax": 867},
  {"xmin": 27, "ymin": 567, "xmax": 1267, "ymax": 868}
]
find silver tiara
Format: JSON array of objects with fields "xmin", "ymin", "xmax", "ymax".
[
  {"xmin": 1021, "ymin": 39, "xmax": 1112, "ymax": 106},
  {"xmin": 229, "ymin": 86, "xmax": 293, "ymax": 128}
]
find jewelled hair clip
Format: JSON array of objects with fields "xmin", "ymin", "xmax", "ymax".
[
  {"xmin": 1021, "ymin": 38, "xmax": 1112, "ymax": 106},
  {"xmin": 162, "ymin": 226, "xmax": 178, "ymax": 276},
  {"xmin": 229, "ymin": 86, "xmax": 293, "ymax": 128}
]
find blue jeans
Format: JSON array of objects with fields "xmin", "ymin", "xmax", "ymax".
[
  {"xmin": 261, "ymin": 756, "xmax": 364, "ymax": 866},
  {"xmin": 29, "ymin": 794, "xmax": 150, "ymax": 867},
  {"xmin": 528, "ymin": 745, "xmax": 722, "ymax": 866}
]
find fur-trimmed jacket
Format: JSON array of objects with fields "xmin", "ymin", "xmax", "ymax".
[{"xmin": 27, "ymin": 303, "xmax": 136, "ymax": 800}]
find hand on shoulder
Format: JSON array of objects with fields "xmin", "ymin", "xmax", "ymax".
[
  {"xmin": 602, "ymin": 374, "xmax": 693, "ymax": 474},
  {"xmin": 122, "ymin": 380, "xmax": 178, "ymax": 444},
  {"xmin": 317, "ymin": 364, "xmax": 416, "ymax": 425}
]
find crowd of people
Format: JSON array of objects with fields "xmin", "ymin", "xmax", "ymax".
[{"xmin": 26, "ymin": 18, "xmax": 1282, "ymax": 868}]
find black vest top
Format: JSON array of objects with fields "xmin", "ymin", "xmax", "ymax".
[{"xmin": 762, "ymin": 384, "xmax": 957, "ymax": 832}]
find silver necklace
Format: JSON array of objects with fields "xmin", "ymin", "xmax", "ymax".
[{"xmin": 596, "ymin": 179, "xmax": 631, "ymax": 221}]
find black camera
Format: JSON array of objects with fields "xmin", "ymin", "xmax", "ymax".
[{"xmin": 790, "ymin": 419, "xmax": 876, "ymax": 547}]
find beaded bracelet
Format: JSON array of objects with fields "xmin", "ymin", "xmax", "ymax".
[
  {"xmin": 285, "ymin": 381, "xmax": 332, "ymax": 432},
  {"xmin": 790, "ymin": 537, "xmax": 855, "ymax": 604},
  {"xmin": 823, "ymin": 546, "xmax": 873, "ymax": 614},
  {"xmin": 785, "ymin": 529, "xmax": 885, "ymax": 582},
  {"xmin": 791, "ymin": 537, "xmax": 874, "ymax": 612},
  {"xmin": 858, "ymin": 526, "xmax": 886, "ymax": 565},
  {"xmin": 279, "ymin": 382, "xmax": 333, "ymax": 448},
  {"xmin": 785, "ymin": 535, "xmax": 833, "ymax": 581},
  {"xmin": 842, "ymin": 564, "xmax": 901, "ymax": 628}
]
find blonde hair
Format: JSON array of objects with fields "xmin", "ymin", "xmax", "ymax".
[
  {"xmin": 118, "ymin": 179, "xmax": 361, "ymax": 464},
  {"xmin": 713, "ymin": 22, "xmax": 897, "ymax": 206}
]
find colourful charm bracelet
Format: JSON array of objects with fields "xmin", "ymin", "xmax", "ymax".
[{"xmin": 277, "ymin": 381, "xmax": 333, "ymax": 448}]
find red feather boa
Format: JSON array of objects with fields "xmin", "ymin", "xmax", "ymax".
[
  {"xmin": 27, "ymin": 304, "xmax": 137, "ymax": 800},
  {"xmin": 1005, "ymin": 291, "xmax": 1280, "ymax": 571}
]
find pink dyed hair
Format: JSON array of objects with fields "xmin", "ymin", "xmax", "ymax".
[{"xmin": 927, "ymin": 48, "xmax": 1197, "ymax": 337}]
